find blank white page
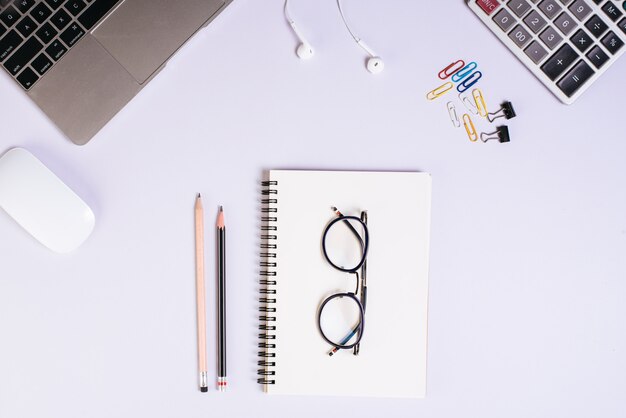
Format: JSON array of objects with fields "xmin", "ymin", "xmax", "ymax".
[{"xmin": 264, "ymin": 170, "xmax": 431, "ymax": 398}]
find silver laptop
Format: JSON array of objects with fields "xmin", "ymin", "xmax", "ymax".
[{"xmin": 0, "ymin": 0, "xmax": 232, "ymax": 145}]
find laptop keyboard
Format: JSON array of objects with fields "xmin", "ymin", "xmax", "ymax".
[
  {"xmin": 468, "ymin": 0, "xmax": 625, "ymax": 103},
  {"xmin": 0, "ymin": 0, "xmax": 120, "ymax": 90}
]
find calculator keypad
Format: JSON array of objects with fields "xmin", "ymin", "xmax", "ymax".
[{"xmin": 471, "ymin": 0, "xmax": 625, "ymax": 102}]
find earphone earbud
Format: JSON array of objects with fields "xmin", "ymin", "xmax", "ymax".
[
  {"xmin": 366, "ymin": 57, "xmax": 384, "ymax": 74},
  {"xmin": 296, "ymin": 42, "xmax": 314, "ymax": 60},
  {"xmin": 285, "ymin": 1, "xmax": 314, "ymax": 60},
  {"xmin": 337, "ymin": 0, "xmax": 384, "ymax": 74}
]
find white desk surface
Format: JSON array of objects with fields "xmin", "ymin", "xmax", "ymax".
[{"xmin": 1, "ymin": 1, "xmax": 625, "ymax": 417}]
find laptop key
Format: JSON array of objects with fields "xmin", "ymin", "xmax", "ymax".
[
  {"xmin": 30, "ymin": 2, "xmax": 52, "ymax": 24},
  {"xmin": 65, "ymin": 0, "xmax": 86, "ymax": 17},
  {"xmin": 0, "ymin": 6, "xmax": 20, "ymax": 28},
  {"xmin": 50, "ymin": 9, "xmax": 71, "ymax": 30},
  {"xmin": 60, "ymin": 22, "xmax": 84, "ymax": 47},
  {"xmin": 0, "ymin": 29, "xmax": 23, "ymax": 61},
  {"xmin": 35, "ymin": 22, "xmax": 58, "ymax": 44},
  {"xmin": 15, "ymin": 15, "xmax": 36, "ymax": 38},
  {"xmin": 78, "ymin": 0, "xmax": 119, "ymax": 30},
  {"xmin": 16, "ymin": 66, "xmax": 38, "ymax": 89},
  {"xmin": 3, "ymin": 36, "xmax": 43, "ymax": 75},
  {"xmin": 541, "ymin": 43, "xmax": 578, "ymax": 80},
  {"xmin": 31, "ymin": 52, "xmax": 52, "ymax": 75},
  {"xmin": 45, "ymin": 39, "xmax": 66, "ymax": 60},
  {"xmin": 556, "ymin": 59, "xmax": 593, "ymax": 97},
  {"xmin": 14, "ymin": 0, "xmax": 36, "ymax": 14},
  {"xmin": 45, "ymin": 0, "xmax": 65, "ymax": 10}
]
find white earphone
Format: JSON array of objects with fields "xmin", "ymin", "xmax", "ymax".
[
  {"xmin": 284, "ymin": 1, "xmax": 314, "ymax": 60},
  {"xmin": 284, "ymin": 0, "xmax": 384, "ymax": 74},
  {"xmin": 336, "ymin": 0, "xmax": 385, "ymax": 74}
]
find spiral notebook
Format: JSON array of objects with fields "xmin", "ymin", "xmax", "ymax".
[{"xmin": 257, "ymin": 170, "xmax": 431, "ymax": 398}]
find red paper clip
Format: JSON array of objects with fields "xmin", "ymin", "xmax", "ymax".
[{"xmin": 438, "ymin": 60, "xmax": 466, "ymax": 80}]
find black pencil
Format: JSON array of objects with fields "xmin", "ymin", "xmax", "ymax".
[{"xmin": 216, "ymin": 206, "xmax": 227, "ymax": 391}]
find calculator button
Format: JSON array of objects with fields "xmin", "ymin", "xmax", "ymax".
[
  {"xmin": 477, "ymin": 0, "xmax": 501, "ymax": 15},
  {"xmin": 541, "ymin": 43, "xmax": 578, "ymax": 79},
  {"xmin": 523, "ymin": 10, "xmax": 548, "ymax": 33},
  {"xmin": 493, "ymin": 8, "xmax": 517, "ymax": 31},
  {"xmin": 585, "ymin": 15, "xmax": 609, "ymax": 38},
  {"xmin": 538, "ymin": 0, "xmax": 562, "ymax": 19},
  {"xmin": 508, "ymin": 0, "xmax": 532, "ymax": 17},
  {"xmin": 601, "ymin": 31, "xmax": 624, "ymax": 54},
  {"xmin": 619, "ymin": 17, "xmax": 626, "ymax": 35},
  {"xmin": 568, "ymin": 0, "xmax": 592, "ymax": 21},
  {"xmin": 16, "ymin": 66, "xmax": 38, "ymax": 89},
  {"xmin": 570, "ymin": 29, "xmax": 593, "ymax": 52},
  {"xmin": 585, "ymin": 45, "xmax": 609, "ymax": 68},
  {"xmin": 557, "ymin": 59, "xmax": 594, "ymax": 97},
  {"xmin": 555, "ymin": 11, "xmax": 576, "ymax": 34},
  {"xmin": 539, "ymin": 25, "xmax": 563, "ymax": 48},
  {"xmin": 508, "ymin": 24, "xmax": 533, "ymax": 47},
  {"xmin": 525, "ymin": 40, "xmax": 549, "ymax": 62},
  {"xmin": 601, "ymin": 2, "xmax": 623, "ymax": 22}
]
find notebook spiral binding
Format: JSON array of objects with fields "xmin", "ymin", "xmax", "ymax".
[{"xmin": 257, "ymin": 180, "xmax": 278, "ymax": 385}]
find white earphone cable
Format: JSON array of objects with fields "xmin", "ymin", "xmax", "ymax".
[{"xmin": 336, "ymin": 0, "xmax": 376, "ymax": 57}]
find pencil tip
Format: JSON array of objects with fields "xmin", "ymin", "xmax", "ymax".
[
  {"xmin": 197, "ymin": 193, "xmax": 201, "ymax": 199},
  {"xmin": 219, "ymin": 205, "xmax": 223, "ymax": 212}
]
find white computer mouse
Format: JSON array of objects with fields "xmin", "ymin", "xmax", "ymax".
[{"xmin": 0, "ymin": 148, "xmax": 95, "ymax": 253}]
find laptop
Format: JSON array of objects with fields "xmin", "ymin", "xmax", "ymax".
[{"xmin": 0, "ymin": 0, "xmax": 233, "ymax": 145}]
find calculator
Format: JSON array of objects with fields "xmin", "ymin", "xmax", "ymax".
[{"xmin": 467, "ymin": 0, "xmax": 626, "ymax": 104}]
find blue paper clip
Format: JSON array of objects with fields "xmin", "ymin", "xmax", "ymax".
[
  {"xmin": 451, "ymin": 62, "xmax": 478, "ymax": 83},
  {"xmin": 456, "ymin": 71, "xmax": 482, "ymax": 93}
]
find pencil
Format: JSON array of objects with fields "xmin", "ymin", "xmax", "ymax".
[
  {"xmin": 217, "ymin": 206, "xmax": 227, "ymax": 391},
  {"xmin": 195, "ymin": 194, "xmax": 208, "ymax": 392}
]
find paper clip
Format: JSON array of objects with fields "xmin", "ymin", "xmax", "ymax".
[
  {"xmin": 456, "ymin": 71, "xmax": 482, "ymax": 93},
  {"xmin": 426, "ymin": 82, "xmax": 454, "ymax": 100},
  {"xmin": 472, "ymin": 88, "xmax": 488, "ymax": 117},
  {"xmin": 487, "ymin": 101, "xmax": 517, "ymax": 122},
  {"xmin": 480, "ymin": 126, "xmax": 510, "ymax": 143},
  {"xmin": 451, "ymin": 61, "xmax": 478, "ymax": 83},
  {"xmin": 459, "ymin": 93, "xmax": 478, "ymax": 115},
  {"xmin": 438, "ymin": 60, "xmax": 466, "ymax": 80},
  {"xmin": 447, "ymin": 102, "xmax": 460, "ymax": 128},
  {"xmin": 463, "ymin": 114, "xmax": 478, "ymax": 142}
]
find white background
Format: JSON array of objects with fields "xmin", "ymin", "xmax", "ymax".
[{"xmin": 1, "ymin": 1, "xmax": 625, "ymax": 417}]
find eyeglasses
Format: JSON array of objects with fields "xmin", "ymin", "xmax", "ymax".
[{"xmin": 317, "ymin": 207, "xmax": 368, "ymax": 356}]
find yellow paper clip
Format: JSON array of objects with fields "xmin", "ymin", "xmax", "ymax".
[
  {"xmin": 426, "ymin": 82, "xmax": 454, "ymax": 100},
  {"xmin": 472, "ymin": 88, "xmax": 488, "ymax": 117},
  {"xmin": 463, "ymin": 114, "xmax": 478, "ymax": 142}
]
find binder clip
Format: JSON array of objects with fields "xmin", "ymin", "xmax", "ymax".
[
  {"xmin": 487, "ymin": 101, "xmax": 516, "ymax": 123},
  {"xmin": 451, "ymin": 62, "xmax": 478, "ymax": 83},
  {"xmin": 447, "ymin": 102, "xmax": 460, "ymax": 128},
  {"xmin": 427, "ymin": 82, "xmax": 454, "ymax": 100},
  {"xmin": 438, "ymin": 60, "xmax": 465, "ymax": 80},
  {"xmin": 480, "ymin": 126, "xmax": 510, "ymax": 143},
  {"xmin": 459, "ymin": 93, "xmax": 478, "ymax": 115},
  {"xmin": 463, "ymin": 114, "xmax": 478, "ymax": 142},
  {"xmin": 456, "ymin": 71, "xmax": 482, "ymax": 93},
  {"xmin": 472, "ymin": 88, "xmax": 488, "ymax": 117}
]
